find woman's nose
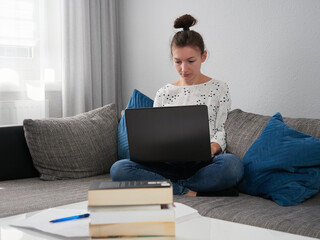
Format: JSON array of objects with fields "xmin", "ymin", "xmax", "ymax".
[{"xmin": 181, "ymin": 62, "xmax": 188, "ymax": 72}]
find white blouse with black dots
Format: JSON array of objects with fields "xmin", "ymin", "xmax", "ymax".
[{"xmin": 153, "ymin": 79, "xmax": 231, "ymax": 152}]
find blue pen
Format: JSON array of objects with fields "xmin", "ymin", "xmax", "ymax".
[{"xmin": 50, "ymin": 213, "xmax": 90, "ymax": 223}]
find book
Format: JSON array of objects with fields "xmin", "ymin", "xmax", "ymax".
[
  {"xmin": 89, "ymin": 202, "xmax": 199, "ymax": 225},
  {"xmin": 89, "ymin": 221, "xmax": 175, "ymax": 237},
  {"xmin": 89, "ymin": 204, "xmax": 175, "ymax": 225},
  {"xmin": 88, "ymin": 180, "xmax": 173, "ymax": 206},
  {"xmin": 91, "ymin": 236, "xmax": 175, "ymax": 240},
  {"xmin": 88, "ymin": 204, "xmax": 163, "ymax": 212}
]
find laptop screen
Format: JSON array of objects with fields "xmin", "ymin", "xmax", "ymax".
[{"xmin": 125, "ymin": 105, "xmax": 211, "ymax": 163}]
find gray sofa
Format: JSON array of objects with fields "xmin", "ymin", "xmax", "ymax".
[{"xmin": 0, "ymin": 109, "xmax": 319, "ymax": 239}]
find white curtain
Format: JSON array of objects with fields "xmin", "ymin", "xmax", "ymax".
[{"xmin": 61, "ymin": 0, "xmax": 122, "ymax": 117}]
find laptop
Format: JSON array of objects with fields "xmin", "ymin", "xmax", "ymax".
[{"xmin": 125, "ymin": 105, "xmax": 212, "ymax": 163}]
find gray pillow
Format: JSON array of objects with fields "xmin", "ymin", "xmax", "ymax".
[
  {"xmin": 225, "ymin": 109, "xmax": 320, "ymax": 159},
  {"xmin": 23, "ymin": 103, "xmax": 118, "ymax": 180}
]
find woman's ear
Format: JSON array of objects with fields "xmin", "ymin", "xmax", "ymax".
[{"xmin": 201, "ymin": 51, "xmax": 207, "ymax": 63}]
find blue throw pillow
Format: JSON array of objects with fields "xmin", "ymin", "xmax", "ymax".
[
  {"xmin": 238, "ymin": 112, "xmax": 320, "ymax": 206},
  {"xmin": 117, "ymin": 89, "xmax": 154, "ymax": 160}
]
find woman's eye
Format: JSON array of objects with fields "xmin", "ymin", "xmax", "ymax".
[
  {"xmin": 189, "ymin": 61, "xmax": 195, "ymax": 63},
  {"xmin": 175, "ymin": 61, "xmax": 181, "ymax": 64}
]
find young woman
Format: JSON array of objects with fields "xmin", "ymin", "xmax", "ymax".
[{"xmin": 111, "ymin": 14, "xmax": 244, "ymax": 196}]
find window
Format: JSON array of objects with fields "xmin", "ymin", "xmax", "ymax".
[
  {"xmin": 0, "ymin": 0, "xmax": 36, "ymax": 56},
  {"xmin": 0, "ymin": 0, "xmax": 62, "ymax": 125},
  {"xmin": 0, "ymin": 0, "xmax": 40, "ymax": 92}
]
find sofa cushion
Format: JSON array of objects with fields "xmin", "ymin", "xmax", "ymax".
[
  {"xmin": 117, "ymin": 89, "xmax": 154, "ymax": 159},
  {"xmin": 238, "ymin": 112, "xmax": 320, "ymax": 206},
  {"xmin": 23, "ymin": 103, "xmax": 118, "ymax": 180},
  {"xmin": 225, "ymin": 109, "xmax": 320, "ymax": 159},
  {"xmin": 174, "ymin": 193, "xmax": 320, "ymax": 239},
  {"xmin": 0, "ymin": 174, "xmax": 108, "ymax": 218},
  {"xmin": 0, "ymin": 125, "xmax": 39, "ymax": 181}
]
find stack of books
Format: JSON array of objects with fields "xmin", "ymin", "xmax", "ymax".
[{"xmin": 88, "ymin": 180, "xmax": 175, "ymax": 240}]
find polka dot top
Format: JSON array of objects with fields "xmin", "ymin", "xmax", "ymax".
[{"xmin": 153, "ymin": 79, "xmax": 231, "ymax": 152}]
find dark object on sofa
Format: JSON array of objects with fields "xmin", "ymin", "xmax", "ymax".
[{"xmin": 0, "ymin": 125, "xmax": 39, "ymax": 181}]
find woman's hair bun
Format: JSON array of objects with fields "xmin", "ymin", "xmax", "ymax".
[{"xmin": 174, "ymin": 14, "xmax": 197, "ymax": 30}]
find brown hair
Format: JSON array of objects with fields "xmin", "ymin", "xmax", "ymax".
[{"xmin": 171, "ymin": 14, "xmax": 205, "ymax": 55}]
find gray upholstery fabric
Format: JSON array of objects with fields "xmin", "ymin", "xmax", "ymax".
[
  {"xmin": 0, "ymin": 174, "xmax": 108, "ymax": 218},
  {"xmin": 23, "ymin": 104, "xmax": 118, "ymax": 180},
  {"xmin": 174, "ymin": 193, "xmax": 320, "ymax": 239},
  {"xmin": 1, "ymin": 174, "xmax": 319, "ymax": 238},
  {"xmin": 225, "ymin": 109, "xmax": 320, "ymax": 159}
]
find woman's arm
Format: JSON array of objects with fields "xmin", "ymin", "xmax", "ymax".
[
  {"xmin": 153, "ymin": 89, "xmax": 163, "ymax": 107},
  {"xmin": 210, "ymin": 83, "xmax": 231, "ymax": 154}
]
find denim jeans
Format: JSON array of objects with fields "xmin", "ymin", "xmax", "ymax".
[{"xmin": 110, "ymin": 153, "xmax": 244, "ymax": 195}]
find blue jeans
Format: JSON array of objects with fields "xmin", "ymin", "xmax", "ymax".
[{"xmin": 110, "ymin": 153, "xmax": 244, "ymax": 195}]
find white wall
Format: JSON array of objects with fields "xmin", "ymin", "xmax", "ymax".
[{"xmin": 119, "ymin": 0, "xmax": 320, "ymax": 118}]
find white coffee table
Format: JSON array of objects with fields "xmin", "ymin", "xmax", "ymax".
[{"xmin": 0, "ymin": 201, "xmax": 316, "ymax": 240}]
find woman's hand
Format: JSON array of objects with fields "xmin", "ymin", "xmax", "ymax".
[{"xmin": 211, "ymin": 142, "xmax": 222, "ymax": 156}]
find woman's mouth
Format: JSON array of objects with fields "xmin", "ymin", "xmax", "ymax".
[{"xmin": 182, "ymin": 73, "xmax": 190, "ymax": 78}]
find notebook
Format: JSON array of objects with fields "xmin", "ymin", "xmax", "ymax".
[{"xmin": 125, "ymin": 105, "xmax": 212, "ymax": 163}]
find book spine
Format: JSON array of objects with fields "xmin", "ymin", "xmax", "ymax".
[
  {"xmin": 90, "ymin": 237, "xmax": 175, "ymax": 240},
  {"xmin": 88, "ymin": 187, "xmax": 173, "ymax": 206},
  {"xmin": 89, "ymin": 222, "xmax": 175, "ymax": 237},
  {"xmin": 90, "ymin": 209, "xmax": 175, "ymax": 225}
]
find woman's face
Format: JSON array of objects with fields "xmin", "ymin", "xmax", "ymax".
[{"xmin": 172, "ymin": 45, "xmax": 207, "ymax": 83}]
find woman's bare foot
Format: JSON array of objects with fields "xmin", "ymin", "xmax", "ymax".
[{"xmin": 184, "ymin": 190, "xmax": 197, "ymax": 196}]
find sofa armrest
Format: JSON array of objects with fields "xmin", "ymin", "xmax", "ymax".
[{"xmin": 0, "ymin": 125, "xmax": 39, "ymax": 181}]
